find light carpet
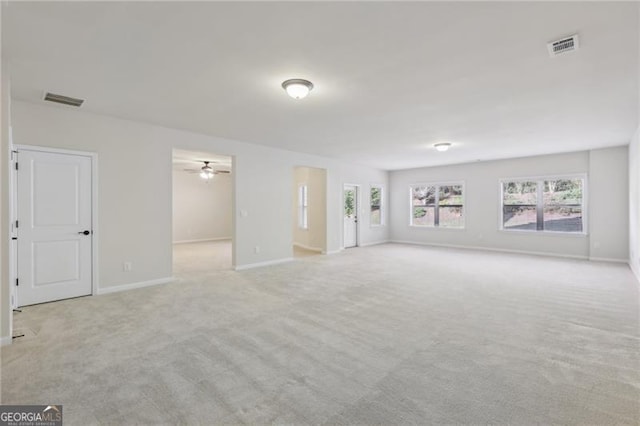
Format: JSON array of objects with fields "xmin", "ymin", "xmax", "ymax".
[{"xmin": 1, "ymin": 243, "xmax": 638, "ymax": 425}]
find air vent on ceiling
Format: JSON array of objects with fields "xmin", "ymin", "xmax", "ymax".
[
  {"xmin": 43, "ymin": 92, "xmax": 84, "ymax": 107},
  {"xmin": 547, "ymin": 34, "xmax": 579, "ymax": 57}
]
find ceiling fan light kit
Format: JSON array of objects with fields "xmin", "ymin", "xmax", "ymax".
[{"xmin": 200, "ymin": 161, "xmax": 215, "ymax": 179}]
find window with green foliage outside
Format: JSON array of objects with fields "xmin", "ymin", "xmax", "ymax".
[
  {"xmin": 411, "ymin": 183, "xmax": 464, "ymax": 228},
  {"xmin": 501, "ymin": 177, "xmax": 584, "ymax": 233},
  {"xmin": 370, "ymin": 186, "xmax": 383, "ymax": 226}
]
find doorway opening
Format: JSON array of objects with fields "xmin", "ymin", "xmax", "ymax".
[
  {"xmin": 343, "ymin": 184, "xmax": 359, "ymax": 248},
  {"xmin": 172, "ymin": 149, "xmax": 234, "ymax": 275},
  {"xmin": 292, "ymin": 166, "xmax": 327, "ymax": 258}
]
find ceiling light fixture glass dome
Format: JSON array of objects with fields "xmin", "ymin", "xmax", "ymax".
[
  {"xmin": 434, "ymin": 143, "xmax": 452, "ymax": 152},
  {"xmin": 282, "ymin": 79, "xmax": 314, "ymax": 99}
]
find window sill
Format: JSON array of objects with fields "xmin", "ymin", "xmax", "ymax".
[
  {"xmin": 409, "ymin": 225, "xmax": 466, "ymax": 231},
  {"xmin": 499, "ymin": 229, "xmax": 588, "ymax": 237},
  {"xmin": 370, "ymin": 224, "xmax": 386, "ymax": 228}
]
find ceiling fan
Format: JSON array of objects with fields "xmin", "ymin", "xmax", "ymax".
[{"xmin": 183, "ymin": 161, "xmax": 231, "ymax": 180}]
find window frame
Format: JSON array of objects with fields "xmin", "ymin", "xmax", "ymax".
[
  {"xmin": 409, "ymin": 181, "xmax": 466, "ymax": 229},
  {"xmin": 498, "ymin": 173, "xmax": 588, "ymax": 236},
  {"xmin": 369, "ymin": 184, "xmax": 384, "ymax": 227},
  {"xmin": 298, "ymin": 184, "xmax": 308, "ymax": 230}
]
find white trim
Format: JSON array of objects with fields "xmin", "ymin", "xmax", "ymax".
[
  {"xmin": 13, "ymin": 145, "xmax": 100, "ymax": 303},
  {"xmin": 91, "ymin": 152, "xmax": 99, "ymax": 296},
  {"xmin": 0, "ymin": 336, "xmax": 12, "ymax": 347},
  {"xmin": 322, "ymin": 249, "xmax": 344, "ymax": 255},
  {"xmin": 343, "ymin": 183, "xmax": 361, "ymax": 248},
  {"xmin": 408, "ymin": 225, "xmax": 466, "ymax": 231},
  {"xmin": 14, "ymin": 144, "xmax": 95, "ymax": 157},
  {"xmin": 9, "ymin": 147, "xmax": 17, "ymax": 311},
  {"xmin": 588, "ymin": 257, "xmax": 628, "ymax": 263},
  {"xmin": 234, "ymin": 257, "xmax": 294, "ymax": 271},
  {"xmin": 293, "ymin": 242, "xmax": 323, "ymax": 252},
  {"xmin": 359, "ymin": 240, "xmax": 390, "ymax": 247},
  {"xmin": 173, "ymin": 237, "xmax": 231, "ymax": 244},
  {"xmin": 498, "ymin": 229, "xmax": 587, "ymax": 237},
  {"xmin": 498, "ymin": 173, "xmax": 588, "ymax": 235},
  {"xmin": 629, "ymin": 261, "xmax": 640, "ymax": 284},
  {"xmin": 96, "ymin": 277, "xmax": 174, "ymax": 295},
  {"xmin": 298, "ymin": 183, "xmax": 309, "ymax": 230},
  {"xmin": 390, "ymin": 240, "xmax": 589, "ymax": 261},
  {"xmin": 498, "ymin": 172, "xmax": 589, "ymax": 183},
  {"xmin": 369, "ymin": 184, "xmax": 385, "ymax": 227},
  {"xmin": 409, "ymin": 181, "xmax": 466, "ymax": 229}
]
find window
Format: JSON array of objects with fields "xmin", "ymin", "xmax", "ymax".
[
  {"xmin": 298, "ymin": 184, "xmax": 308, "ymax": 229},
  {"xmin": 370, "ymin": 185, "xmax": 383, "ymax": 226},
  {"xmin": 410, "ymin": 183, "xmax": 464, "ymax": 228},
  {"xmin": 501, "ymin": 176, "xmax": 585, "ymax": 233}
]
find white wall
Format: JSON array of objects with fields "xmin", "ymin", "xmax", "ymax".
[
  {"xmin": 172, "ymin": 170, "xmax": 232, "ymax": 243},
  {"xmin": 629, "ymin": 128, "xmax": 640, "ymax": 280},
  {"xmin": 390, "ymin": 149, "xmax": 629, "ymax": 260},
  {"xmin": 9, "ymin": 100, "xmax": 389, "ymax": 289},
  {"xmin": 292, "ymin": 166, "xmax": 327, "ymax": 252},
  {"xmin": 589, "ymin": 147, "xmax": 629, "ymax": 261}
]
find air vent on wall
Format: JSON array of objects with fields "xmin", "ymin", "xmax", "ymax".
[
  {"xmin": 547, "ymin": 34, "xmax": 579, "ymax": 57},
  {"xmin": 43, "ymin": 92, "xmax": 84, "ymax": 107}
]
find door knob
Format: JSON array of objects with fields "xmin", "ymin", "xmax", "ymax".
[{"xmin": 78, "ymin": 230, "xmax": 91, "ymax": 235}]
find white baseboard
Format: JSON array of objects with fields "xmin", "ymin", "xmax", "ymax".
[
  {"xmin": 360, "ymin": 240, "xmax": 390, "ymax": 247},
  {"xmin": 589, "ymin": 257, "xmax": 627, "ymax": 263},
  {"xmin": 323, "ymin": 248, "xmax": 344, "ymax": 255},
  {"xmin": 390, "ymin": 240, "xmax": 589, "ymax": 261},
  {"xmin": 97, "ymin": 276, "xmax": 174, "ymax": 295},
  {"xmin": 0, "ymin": 336, "xmax": 12, "ymax": 347},
  {"xmin": 293, "ymin": 242, "xmax": 323, "ymax": 252},
  {"xmin": 234, "ymin": 257, "xmax": 294, "ymax": 271},
  {"xmin": 629, "ymin": 261, "xmax": 640, "ymax": 284},
  {"xmin": 173, "ymin": 237, "xmax": 231, "ymax": 244}
]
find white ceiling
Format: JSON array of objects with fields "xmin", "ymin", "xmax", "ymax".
[{"xmin": 4, "ymin": 1, "xmax": 638, "ymax": 170}]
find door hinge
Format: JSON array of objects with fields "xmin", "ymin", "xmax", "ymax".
[
  {"xmin": 15, "ymin": 278, "xmax": 19, "ymax": 287},
  {"xmin": 14, "ymin": 162, "xmax": 18, "ymax": 171},
  {"xmin": 15, "ymin": 220, "xmax": 19, "ymax": 228}
]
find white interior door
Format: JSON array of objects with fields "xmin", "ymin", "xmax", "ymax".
[
  {"xmin": 17, "ymin": 149, "xmax": 93, "ymax": 306},
  {"xmin": 343, "ymin": 185, "xmax": 358, "ymax": 248}
]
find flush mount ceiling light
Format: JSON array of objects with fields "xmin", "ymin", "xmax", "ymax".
[
  {"xmin": 282, "ymin": 79, "xmax": 314, "ymax": 99},
  {"xmin": 200, "ymin": 161, "xmax": 214, "ymax": 180},
  {"xmin": 434, "ymin": 143, "xmax": 452, "ymax": 152}
]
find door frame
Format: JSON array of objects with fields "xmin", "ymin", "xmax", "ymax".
[
  {"xmin": 12, "ymin": 145, "xmax": 99, "ymax": 307},
  {"xmin": 170, "ymin": 148, "xmax": 237, "ymax": 270},
  {"xmin": 342, "ymin": 183, "xmax": 361, "ymax": 249}
]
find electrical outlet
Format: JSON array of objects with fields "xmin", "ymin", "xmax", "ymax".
[
  {"xmin": 123, "ymin": 262, "xmax": 132, "ymax": 272},
  {"xmin": 254, "ymin": 246, "xmax": 260, "ymax": 254}
]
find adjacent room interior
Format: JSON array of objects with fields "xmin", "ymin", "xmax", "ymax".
[
  {"xmin": 292, "ymin": 166, "xmax": 326, "ymax": 258},
  {"xmin": 172, "ymin": 149, "xmax": 234, "ymax": 274},
  {"xmin": 0, "ymin": 1, "xmax": 638, "ymax": 425}
]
